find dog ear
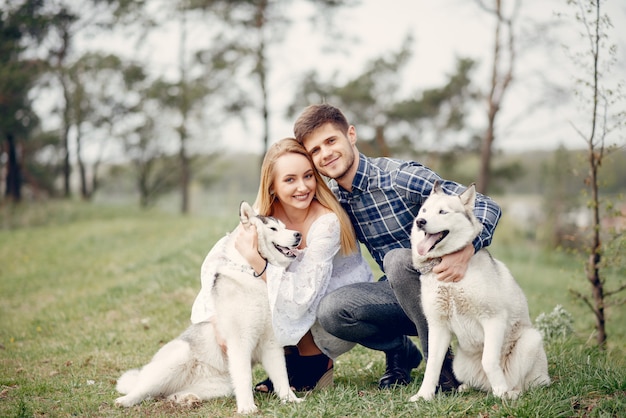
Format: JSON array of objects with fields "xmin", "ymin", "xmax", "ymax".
[
  {"xmin": 239, "ymin": 201, "xmax": 256, "ymax": 224},
  {"xmin": 459, "ymin": 183, "xmax": 476, "ymax": 209},
  {"xmin": 431, "ymin": 180, "xmax": 444, "ymax": 195}
]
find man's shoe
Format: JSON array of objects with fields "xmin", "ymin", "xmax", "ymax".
[{"xmin": 378, "ymin": 336, "xmax": 423, "ymax": 389}]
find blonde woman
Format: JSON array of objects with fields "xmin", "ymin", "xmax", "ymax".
[{"xmin": 191, "ymin": 138, "xmax": 373, "ymax": 392}]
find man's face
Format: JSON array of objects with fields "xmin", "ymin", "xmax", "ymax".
[{"xmin": 301, "ymin": 123, "xmax": 357, "ymax": 181}]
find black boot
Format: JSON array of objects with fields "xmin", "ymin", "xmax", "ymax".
[
  {"xmin": 437, "ymin": 349, "xmax": 460, "ymax": 392},
  {"xmin": 378, "ymin": 336, "xmax": 423, "ymax": 389},
  {"xmin": 254, "ymin": 347, "xmax": 333, "ymax": 393}
]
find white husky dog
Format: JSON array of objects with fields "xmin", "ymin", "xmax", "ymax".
[
  {"xmin": 409, "ymin": 182, "xmax": 550, "ymax": 401},
  {"xmin": 115, "ymin": 202, "xmax": 303, "ymax": 414}
]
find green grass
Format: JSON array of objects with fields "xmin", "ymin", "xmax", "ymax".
[{"xmin": 1, "ymin": 201, "xmax": 624, "ymax": 417}]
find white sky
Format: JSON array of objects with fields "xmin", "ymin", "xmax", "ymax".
[{"xmin": 64, "ymin": 0, "xmax": 626, "ymax": 158}]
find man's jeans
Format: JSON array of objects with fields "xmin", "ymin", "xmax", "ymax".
[{"xmin": 317, "ymin": 248, "xmax": 429, "ymax": 355}]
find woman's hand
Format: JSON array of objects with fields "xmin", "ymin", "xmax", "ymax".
[
  {"xmin": 210, "ymin": 317, "xmax": 227, "ymax": 355},
  {"xmin": 234, "ymin": 223, "xmax": 268, "ymax": 278},
  {"xmin": 432, "ymin": 243, "xmax": 474, "ymax": 282}
]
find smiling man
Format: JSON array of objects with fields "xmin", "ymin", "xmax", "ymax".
[{"xmin": 293, "ymin": 103, "xmax": 502, "ymax": 390}]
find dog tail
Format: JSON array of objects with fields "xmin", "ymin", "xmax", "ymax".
[{"xmin": 116, "ymin": 369, "xmax": 140, "ymax": 394}]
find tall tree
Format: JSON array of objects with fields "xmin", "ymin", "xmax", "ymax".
[
  {"xmin": 288, "ymin": 35, "xmax": 415, "ymax": 156},
  {"xmin": 65, "ymin": 52, "xmax": 139, "ymax": 199},
  {"xmin": 566, "ymin": 0, "xmax": 626, "ymax": 349},
  {"xmin": 50, "ymin": 6, "xmax": 79, "ymax": 198},
  {"xmin": 474, "ymin": 0, "xmax": 519, "ymax": 195},
  {"xmin": 189, "ymin": 0, "xmax": 352, "ymax": 161},
  {"xmin": 288, "ymin": 40, "xmax": 479, "ymax": 160},
  {"xmin": 0, "ymin": 0, "xmax": 51, "ymax": 202}
]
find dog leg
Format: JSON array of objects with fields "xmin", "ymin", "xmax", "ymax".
[
  {"xmin": 260, "ymin": 343, "xmax": 301, "ymax": 404},
  {"xmin": 115, "ymin": 340, "xmax": 191, "ymax": 407},
  {"xmin": 506, "ymin": 328, "xmax": 550, "ymax": 395},
  {"xmin": 410, "ymin": 323, "xmax": 451, "ymax": 401},
  {"xmin": 226, "ymin": 342, "xmax": 257, "ymax": 414},
  {"xmin": 481, "ymin": 318, "xmax": 511, "ymax": 399},
  {"xmin": 453, "ymin": 348, "xmax": 489, "ymax": 392},
  {"xmin": 167, "ymin": 377, "xmax": 232, "ymax": 406}
]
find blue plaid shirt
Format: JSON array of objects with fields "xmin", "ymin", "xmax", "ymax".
[{"xmin": 330, "ymin": 154, "xmax": 502, "ymax": 272}]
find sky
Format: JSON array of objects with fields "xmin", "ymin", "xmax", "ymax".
[{"xmin": 70, "ymin": 0, "xmax": 626, "ymax": 157}]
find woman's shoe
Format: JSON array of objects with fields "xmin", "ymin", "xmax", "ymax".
[
  {"xmin": 254, "ymin": 348, "xmax": 333, "ymax": 393},
  {"xmin": 290, "ymin": 352, "xmax": 333, "ymax": 392}
]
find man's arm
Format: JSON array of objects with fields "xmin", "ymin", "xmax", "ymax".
[
  {"xmin": 433, "ymin": 190, "xmax": 502, "ymax": 282},
  {"xmin": 396, "ymin": 162, "xmax": 502, "ymax": 282}
]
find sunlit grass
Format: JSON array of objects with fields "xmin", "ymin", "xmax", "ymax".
[{"xmin": 0, "ymin": 200, "xmax": 624, "ymax": 417}]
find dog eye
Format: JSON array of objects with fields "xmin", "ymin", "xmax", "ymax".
[
  {"xmin": 270, "ymin": 227, "xmax": 278, "ymax": 231},
  {"xmin": 439, "ymin": 209, "xmax": 447, "ymax": 214}
]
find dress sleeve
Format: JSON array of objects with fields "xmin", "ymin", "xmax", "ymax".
[
  {"xmin": 190, "ymin": 235, "xmax": 229, "ymax": 324},
  {"xmin": 266, "ymin": 213, "xmax": 341, "ymax": 346}
]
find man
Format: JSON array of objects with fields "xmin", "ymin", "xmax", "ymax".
[{"xmin": 293, "ymin": 104, "xmax": 502, "ymax": 390}]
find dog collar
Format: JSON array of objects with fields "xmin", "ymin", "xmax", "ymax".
[
  {"xmin": 415, "ymin": 258, "xmax": 442, "ymax": 274},
  {"xmin": 221, "ymin": 259, "xmax": 257, "ymax": 276}
]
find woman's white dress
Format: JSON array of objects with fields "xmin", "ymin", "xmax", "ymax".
[{"xmin": 190, "ymin": 212, "xmax": 374, "ymax": 359}]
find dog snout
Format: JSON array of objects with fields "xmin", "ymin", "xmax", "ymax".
[{"xmin": 416, "ymin": 218, "xmax": 426, "ymax": 229}]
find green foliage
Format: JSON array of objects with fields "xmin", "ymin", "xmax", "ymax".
[
  {"xmin": 535, "ymin": 305, "xmax": 575, "ymax": 342},
  {"xmin": 0, "ymin": 201, "xmax": 624, "ymax": 417}
]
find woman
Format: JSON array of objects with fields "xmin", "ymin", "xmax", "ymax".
[{"xmin": 190, "ymin": 138, "xmax": 373, "ymax": 392}]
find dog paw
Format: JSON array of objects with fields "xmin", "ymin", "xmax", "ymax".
[
  {"xmin": 236, "ymin": 403, "xmax": 258, "ymax": 415},
  {"xmin": 114, "ymin": 395, "xmax": 137, "ymax": 408},
  {"xmin": 409, "ymin": 389, "xmax": 434, "ymax": 402},
  {"xmin": 168, "ymin": 393, "xmax": 202, "ymax": 407},
  {"xmin": 492, "ymin": 385, "xmax": 512, "ymax": 399},
  {"xmin": 281, "ymin": 392, "xmax": 303, "ymax": 404},
  {"xmin": 457, "ymin": 383, "xmax": 470, "ymax": 393},
  {"xmin": 503, "ymin": 389, "xmax": 521, "ymax": 400},
  {"xmin": 275, "ymin": 387, "xmax": 302, "ymax": 404}
]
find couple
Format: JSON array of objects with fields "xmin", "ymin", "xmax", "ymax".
[{"xmin": 191, "ymin": 104, "xmax": 502, "ymax": 393}]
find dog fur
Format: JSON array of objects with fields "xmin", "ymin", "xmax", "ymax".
[
  {"xmin": 409, "ymin": 182, "xmax": 550, "ymax": 401},
  {"xmin": 115, "ymin": 202, "xmax": 303, "ymax": 414}
]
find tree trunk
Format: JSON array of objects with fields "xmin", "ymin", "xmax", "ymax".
[
  {"xmin": 374, "ymin": 125, "xmax": 390, "ymax": 157},
  {"xmin": 179, "ymin": 6, "xmax": 190, "ymax": 214},
  {"xmin": 75, "ymin": 123, "xmax": 89, "ymax": 199},
  {"xmin": 583, "ymin": 0, "xmax": 606, "ymax": 349},
  {"xmin": 255, "ymin": 0, "xmax": 269, "ymax": 169},
  {"xmin": 4, "ymin": 133, "xmax": 22, "ymax": 202},
  {"xmin": 476, "ymin": 0, "xmax": 516, "ymax": 195}
]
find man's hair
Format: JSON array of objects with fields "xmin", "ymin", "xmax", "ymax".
[{"xmin": 293, "ymin": 103, "xmax": 350, "ymax": 143}]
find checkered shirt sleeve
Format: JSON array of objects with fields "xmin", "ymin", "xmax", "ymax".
[{"xmin": 332, "ymin": 155, "xmax": 502, "ymax": 271}]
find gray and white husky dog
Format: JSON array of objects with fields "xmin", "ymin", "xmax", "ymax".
[
  {"xmin": 409, "ymin": 182, "xmax": 550, "ymax": 401},
  {"xmin": 115, "ymin": 202, "xmax": 303, "ymax": 414}
]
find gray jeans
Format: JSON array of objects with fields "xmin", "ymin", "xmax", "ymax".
[{"xmin": 317, "ymin": 248, "xmax": 430, "ymax": 356}]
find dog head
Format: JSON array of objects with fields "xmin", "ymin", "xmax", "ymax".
[
  {"xmin": 239, "ymin": 201, "xmax": 302, "ymax": 268},
  {"xmin": 411, "ymin": 181, "xmax": 482, "ymax": 265}
]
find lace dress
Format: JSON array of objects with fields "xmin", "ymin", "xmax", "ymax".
[{"xmin": 190, "ymin": 213, "xmax": 374, "ymax": 359}]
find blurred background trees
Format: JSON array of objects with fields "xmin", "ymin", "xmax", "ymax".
[{"xmin": 1, "ymin": 0, "xmax": 624, "ymax": 222}]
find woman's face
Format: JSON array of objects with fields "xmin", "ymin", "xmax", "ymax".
[{"xmin": 271, "ymin": 152, "xmax": 316, "ymax": 211}]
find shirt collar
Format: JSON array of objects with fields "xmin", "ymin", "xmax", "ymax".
[{"xmin": 335, "ymin": 153, "xmax": 369, "ymax": 200}]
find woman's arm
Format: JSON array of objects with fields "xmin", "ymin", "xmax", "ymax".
[{"xmin": 267, "ymin": 214, "xmax": 341, "ymax": 346}]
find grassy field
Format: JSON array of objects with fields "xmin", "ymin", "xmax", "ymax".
[{"xmin": 1, "ymin": 201, "xmax": 624, "ymax": 417}]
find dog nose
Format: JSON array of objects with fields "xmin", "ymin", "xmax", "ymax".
[{"xmin": 416, "ymin": 218, "xmax": 426, "ymax": 228}]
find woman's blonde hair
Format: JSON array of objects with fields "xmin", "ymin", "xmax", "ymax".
[{"xmin": 254, "ymin": 138, "xmax": 358, "ymax": 255}]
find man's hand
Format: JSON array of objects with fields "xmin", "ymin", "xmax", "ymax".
[{"xmin": 432, "ymin": 244, "xmax": 474, "ymax": 282}]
